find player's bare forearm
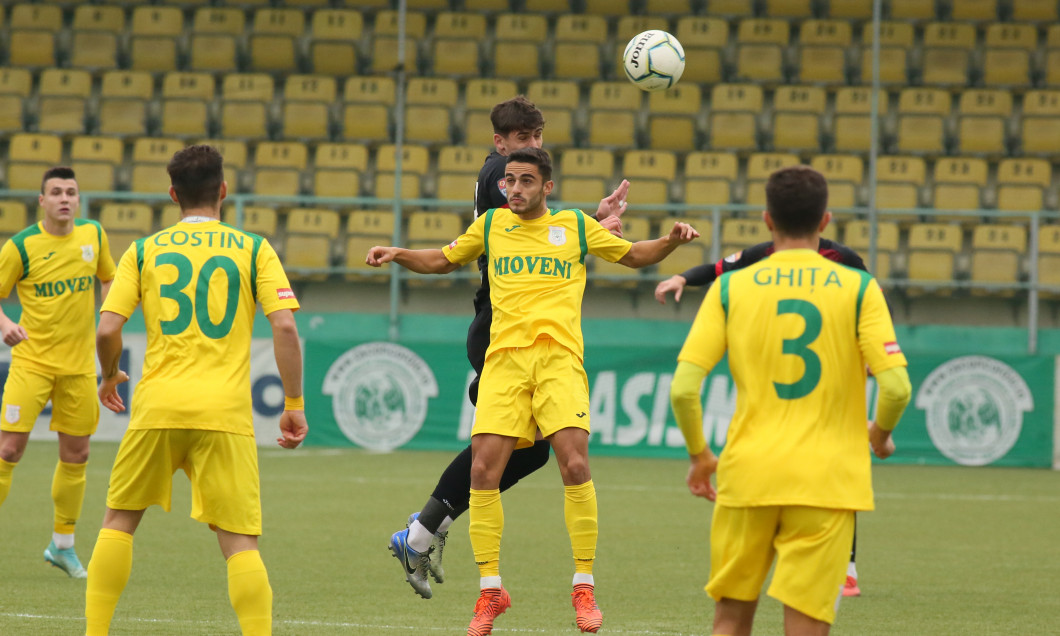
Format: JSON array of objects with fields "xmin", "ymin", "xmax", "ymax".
[
  {"xmin": 97, "ymin": 311, "xmax": 127, "ymax": 380},
  {"xmin": 618, "ymin": 223, "xmax": 699, "ymax": 268},
  {"xmin": 267, "ymin": 309, "xmax": 303, "ymax": 400},
  {"xmin": 99, "ymin": 278, "xmax": 113, "ymax": 304},
  {"xmin": 0, "ymin": 305, "xmax": 27, "ymax": 346},
  {"xmin": 366, "ymin": 246, "xmax": 461, "ymax": 274}
]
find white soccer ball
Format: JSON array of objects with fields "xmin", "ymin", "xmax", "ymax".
[{"xmin": 622, "ymin": 30, "xmax": 686, "ymax": 92}]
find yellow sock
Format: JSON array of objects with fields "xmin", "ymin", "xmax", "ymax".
[
  {"xmin": 52, "ymin": 460, "xmax": 87, "ymax": 534},
  {"xmin": 468, "ymin": 488, "xmax": 503, "ymax": 577},
  {"xmin": 227, "ymin": 550, "xmax": 272, "ymax": 636},
  {"xmin": 564, "ymin": 480, "xmax": 598, "ymax": 575},
  {"xmin": 85, "ymin": 529, "xmax": 134, "ymax": 636},
  {"xmin": 0, "ymin": 458, "xmax": 15, "ymax": 508}
]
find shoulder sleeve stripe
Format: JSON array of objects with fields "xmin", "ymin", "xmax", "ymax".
[
  {"xmin": 483, "ymin": 208, "xmax": 496, "ymax": 262},
  {"xmin": 855, "ymin": 269, "xmax": 872, "ymax": 334},
  {"xmin": 575, "ymin": 209, "xmax": 587, "ymax": 264},
  {"xmin": 719, "ymin": 271, "xmax": 731, "ymax": 318},
  {"xmin": 135, "ymin": 237, "xmax": 145, "ymax": 273},
  {"xmin": 251, "ymin": 235, "xmax": 263, "ymax": 302}
]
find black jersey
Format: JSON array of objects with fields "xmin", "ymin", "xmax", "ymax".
[{"xmin": 680, "ymin": 238, "xmax": 869, "ymax": 287}]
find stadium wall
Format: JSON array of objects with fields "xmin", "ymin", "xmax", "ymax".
[{"xmin": 10, "ymin": 312, "xmax": 1059, "ymax": 470}]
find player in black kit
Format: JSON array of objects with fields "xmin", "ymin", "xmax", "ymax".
[
  {"xmin": 388, "ymin": 96, "xmax": 629, "ymax": 599},
  {"xmin": 655, "ymin": 232, "xmax": 871, "ymax": 598}
]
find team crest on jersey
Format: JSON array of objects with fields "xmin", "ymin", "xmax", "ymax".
[
  {"xmin": 81, "ymin": 244, "xmax": 94, "ymax": 262},
  {"xmin": 496, "ymin": 178, "xmax": 507, "ymax": 198},
  {"xmin": 548, "ymin": 226, "xmax": 566, "ymax": 246},
  {"xmin": 4, "ymin": 405, "xmax": 19, "ymax": 423},
  {"xmin": 724, "ymin": 251, "xmax": 742, "ymax": 263}
]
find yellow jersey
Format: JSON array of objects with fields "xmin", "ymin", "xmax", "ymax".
[
  {"xmin": 101, "ymin": 219, "xmax": 299, "ymax": 435},
  {"xmin": 443, "ymin": 208, "xmax": 631, "ymax": 360},
  {"xmin": 0, "ymin": 219, "xmax": 116, "ymax": 375},
  {"xmin": 678, "ymin": 249, "xmax": 907, "ymax": 511}
]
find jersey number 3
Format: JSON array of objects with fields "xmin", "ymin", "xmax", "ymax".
[
  {"xmin": 157, "ymin": 253, "xmax": 240, "ymax": 339},
  {"xmin": 773, "ymin": 299, "xmax": 822, "ymax": 400}
]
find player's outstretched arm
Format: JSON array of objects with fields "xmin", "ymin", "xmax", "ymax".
[
  {"xmin": 653, "ymin": 275, "xmax": 688, "ymax": 305},
  {"xmin": 268, "ymin": 308, "xmax": 308, "ymax": 449},
  {"xmin": 366, "ymin": 246, "xmax": 460, "ymax": 274},
  {"xmin": 97, "ymin": 311, "xmax": 130, "ymax": 413},
  {"xmin": 595, "ymin": 179, "xmax": 630, "ymax": 220},
  {"xmin": 618, "ymin": 222, "xmax": 700, "ymax": 269}
]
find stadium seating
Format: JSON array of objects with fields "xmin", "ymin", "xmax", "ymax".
[
  {"xmin": 345, "ymin": 209, "xmax": 394, "ymax": 282},
  {"xmin": 588, "ymin": 81, "xmax": 641, "ymax": 148},
  {"xmin": 721, "ymin": 218, "xmax": 769, "ymax": 255},
  {"xmin": 906, "ymin": 223, "xmax": 963, "ymax": 294},
  {"xmin": 996, "ymin": 159, "xmax": 1051, "ymax": 213},
  {"xmin": 1021, "ymin": 91, "xmax": 1060, "ymax": 157},
  {"xmin": 622, "ymin": 150, "xmax": 676, "ymax": 209},
  {"xmin": 746, "ymin": 153, "xmax": 799, "ymax": 208},
  {"xmin": 435, "ymin": 145, "xmax": 481, "ymax": 202},
  {"xmin": 38, "ymin": 69, "xmax": 90, "ymax": 136},
  {"xmin": 131, "ymin": 138, "xmax": 184, "ymax": 194},
  {"xmin": 100, "ymin": 203, "xmax": 153, "ymax": 263},
  {"xmin": 129, "ymin": 7, "xmax": 183, "ymax": 72},
  {"xmin": 525, "ymin": 80, "xmax": 578, "ymax": 147},
  {"xmin": 8, "ymin": 133, "xmax": 62, "ymax": 191},
  {"xmin": 593, "ymin": 216, "xmax": 650, "ymax": 288},
  {"xmin": 920, "ymin": 22, "xmax": 976, "ymax": 87},
  {"xmin": 284, "ymin": 208, "xmax": 340, "ymax": 281},
  {"xmin": 709, "ymin": 84, "xmax": 763, "ymax": 152},
  {"xmin": 970, "ymin": 224, "xmax": 1026, "ymax": 296},
  {"xmin": 558, "ymin": 149, "xmax": 614, "ymax": 205},
  {"xmin": 0, "ymin": 69, "xmax": 31, "ymax": 137},
  {"xmin": 956, "ymin": 89, "xmax": 1012, "ymax": 157},
  {"xmin": 222, "ymin": 206, "xmax": 278, "ymax": 236},
  {"xmin": 896, "ymin": 88, "xmax": 951, "ymax": 156},
  {"xmin": 313, "ymin": 143, "xmax": 367, "ymax": 198},
  {"xmin": 493, "ymin": 13, "xmax": 547, "ymax": 80},
  {"xmin": 190, "ymin": 8, "xmax": 242, "ymax": 73},
  {"xmin": 9, "ymin": 4, "xmax": 61, "ymax": 68},
  {"xmin": 309, "ymin": 10, "xmax": 362, "ymax": 76},
  {"xmin": 71, "ymin": 5, "xmax": 124, "ymax": 71},
  {"xmin": 647, "ymin": 84, "xmax": 701, "ymax": 151},
  {"xmin": 875, "ymin": 156, "xmax": 926, "ymax": 222},
  {"xmin": 684, "ymin": 152, "xmax": 737, "ymax": 206},
  {"xmin": 252, "ymin": 142, "xmax": 307, "ymax": 198},
  {"xmin": 371, "ymin": 11, "xmax": 423, "ymax": 75},
  {"xmin": 0, "ymin": 201, "xmax": 28, "ymax": 243},
  {"xmin": 405, "ymin": 78, "xmax": 457, "ymax": 146},
  {"xmin": 375, "ymin": 144, "xmax": 429, "ymax": 200},
  {"xmin": 70, "ymin": 136, "xmax": 124, "ymax": 192},
  {"xmin": 844, "ymin": 219, "xmax": 899, "ymax": 281},
  {"xmin": 405, "ymin": 211, "xmax": 464, "ymax": 286},
  {"xmin": 674, "ymin": 17, "xmax": 726, "ymax": 84},
  {"xmin": 283, "ymin": 75, "xmax": 336, "ymax": 141},
  {"xmin": 771, "ymin": 86, "xmax": 826, "ymax": 154},
  {"xmin": 432, "ymin": 12, "xmax": 486, "ymax": 77},
  {"xmin": 161, "ymin": 72, "xmax": 214, "ymax": 139},
  {"xmin": 930, "ymin": 157, "xmax": 989, "ymax": 223},
  {"xmin": 810, "ymin": 154, "xmax": 863, "ymax": 212},
  {"xmin": 1039, "ymin": 225, "xmax": 1060, "ymax": 294},
  {"xmin": 833, "ymin": 87, "xmax": 887, "ymax": 153},
  {"xmin": 99, "ymin": 71, "xmax": 152, "ymax": 138},
  {"xmin": 343, "ymin": 76, "xmax": 394, "ymax": 144},
  {"xmin": 734, "ymin": 19, "xmax": 789, "ymax": 84},
  {"xmin": 860, "ymin": 21, "xmax": 914, "ymax": 85},
  {"xmin": 221, "ymin": 74, "xmax": 274, "ymax": 140},
  {"xmin": 983, "ymin": 24, "xmax": 1035, "ymax": 88},
  {"xmin": 553, "ymin": 15, "xmax": 608, "ymax": 80},
  {"xmin": 797, "ymin": 20, "xmax": 851, "ymax": 86},
  {"xmin": 465, "ymin": 79, "xmax": 518, "ymax": 147}
]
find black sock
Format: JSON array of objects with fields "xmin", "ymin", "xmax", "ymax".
[
  {"xmin": 850, "ymin": 515, "xmax": 857, "ymax": 562},
  {"xmin": 499, "ymin": 440, "xmax": 551, "ymax": 492},
  {"xmin": 415, "ymin": 497, "xmax": 451, "ymax": 536}
]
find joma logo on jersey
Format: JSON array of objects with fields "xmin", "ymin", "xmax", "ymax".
[
  {"xmin": 33, "ymin": 276, "xmax": 94, "ymax": 297},
  {"xmin": 493, "ymin": 255, "xmax": 572, "ymax": 279},
  {"xmin": 752, "ymin": 267, "xmax": 843, "ymax": 288}
]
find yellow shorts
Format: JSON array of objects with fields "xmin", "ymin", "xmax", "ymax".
[
  {"xmin": 106, "ymin": 429, "xmax": 262, "ymax": 536},
  {"xmin": 706, "ymin": 504, "xmax": 854, "ymax": 624},
  {"xmin": 0, "ymin": 367, "xmax": 99, "ymax": 436},
  {"xmin": 474, "ymin": 337, "xmax": 590, "ymax": 448}
]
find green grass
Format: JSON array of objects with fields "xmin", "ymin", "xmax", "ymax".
[{"xmin": 0, "ymin": 441, "xmax": 1058, "ymax": 635}]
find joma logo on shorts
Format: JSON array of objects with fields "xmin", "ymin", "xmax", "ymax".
[
  {"xmin": 33, "ymin": 276, "xmax": 94, "ymax": 297},
  {"xmin": 492, "ymin": 256, "xmax": 572, "ymax": 279}
]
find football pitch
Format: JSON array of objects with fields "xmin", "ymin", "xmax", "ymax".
[{"xmin": 0, "ymin": 441, "xmax": 1058, "ymax": 635}]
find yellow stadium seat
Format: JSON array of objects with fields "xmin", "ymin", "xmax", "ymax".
[
  {"xmin": 309, "ymin": 10, "xmax": 362, "ymax": 76},
  {"xmin": 344, "ymin": 209, "xmax": 394, "ymax": 281},
  {"xmin": 622, "ymin": 150, "xmax": 676, "ymax": 209},
  {"xmin": 405, "ymin": 211, "xmax": 465, "ymax": 286},
  {"xmin": 404, "ymin": 78, "xmax": 457, "ymax": 145},
  {"xmin": 8, "ymin": 134, "xmax": 62, "ymax": 190},
  {"xmin": 557, "ymin": 149, "xmax": 613, "ymax": 206},
  {"xmin": 584, "ymin": 0, "xmax": 632, "ymax": 15},
  {"xmin": 464, "ymin": 79, "xmax": 519, "ymax": 145},
  {"xmin": 9, "ymin": 4, "xmax": 61, "ymax": 67},
  {"xmin": 834, "ymin": 87, "xmax": 888, "ymax": 153},
  {"xmin": 433, "ymin": 12, "xmax": 487, "ymax": 76},
  {"xmin": 282, "ymin": 75, "xmax": 337, "ymax": 141},
  {"xmin": 99, "ymin": 70, "xmax": 153, "ymax": 137},
  {"xmin": 844, "ymin": 220, "xmax": 899, "ymax": 281},
  {"xmin": 647, "ymin": 0, "xmax": 693, "ymax": 12},
  {"xmin": 129, "ymin": 7, "xmax": 183, "ymax": 72},
  {"xmin": 921, "ymin": 22, "xmax": 976, "ymax": 86},
  {"xmin": 587, "ymin": 82, "xmax": 642, "ymax": 148},
  {"xmin": 406, "ymin": 0, "xmax": 449, "ymax": 8},
  {"xmin": 342, "ymin": 76, "xmax": 394, "ymax": 143},
  {"xmin": 875, "ymin": 156, "xmax": 926, "ymax": 221},
  {"xmin": 525, "ymin": 0, "xmax": 574, "ymax": 11},
  {"xmin": 951, "ymin": 0, "xmax": 997, "ymax": 21},
  {"xmin": 772, "ymin": 86, "xmax": 826, "ymax": 153},
  {"xmin": 1021, "ymin": 90, "xmax": 1060, "ymax": 156},
  {"xmin": 709, "ymin": 84, "xmax": 763, "ymax": 152},
  {"xmin": 493, "ymin": 13, "xmax": 546, "ymax": 80},
  {"xmin": 221, "ymin": 74, "xmax": 274, "ymax": 140},
  {"xmin": 896, "ymin": 88, "xmax": 951, "ymax": 156},
  {"xmin": 435, "ymin": 146, "xmax": 482, "ymax": 201},
  {"xmin": 797, "ymin": 20, "xmax": 851, "ymax": 85},
  {"xmin": 0, "ymin": 69, "xmax": 30, "ymax": 134},
  {"xmin": 252, "ymin": 142, "xmax": 307, "ymax": 197},
  {"xmin": 647, "ymin": 84, "xmax": 701, "ymax": 151},
  {"xmin": 70, "ymin": 136, "xmax": 124, "ymax": 192},
  {"xmin": 735, "ymin": 19, "xmax": 789, "ymax": 84},
  {"xmin": 160, "ymin": 72, "xmax": 215, "ymax": 138},
  {"xmin": 708, "ymin": 0, "xmax": 755, "ymax": 16},
  {"xmin": 70, "ymin": 5, "xmax": 124, "ymax": 70},
  {"xmin": 130, "ymin": 138, "xmax": 184, "ymax": 194},
  {"xmin": 906, "ymin": 223, "xmax": 963, "ymax": 294},
  {"xmin": 675, "ymin": 17, "xmax": 727, "ymax": 85},
  {"xmin": 285, "ymin": 208, "xmax": 339, "ymax": 280},
  {"xmin": 982, "ymin": 24, "xmax": 1034, "ymax": 88},
  {"xmin": 1038, "ymin": 225, "xmax": 1060, "ymax": 294},
  {"xmin": 287, "ymin": 207, "xmax": 340, "ymax": 237},
  {"xmin": 860, "ymin": 21, "xmax": 913, "ymax": 85},
  {"xmin": 100, "ymin": 204, "xmax": 153, "ymax": 235},
  {"xmin": 374, "ymin": 9, "xmax": 426, "ymax": 38},
  {"xmin": 721, "ymin": 218, "xmax": 769, "ymax": 255},
  {"xmin": 198, "ymin": 139, "xmax": 248, "ymax": 172},
  {"xmin": 0, "ymin": 202, "xmax": 28, "ymax": 235},
  {"xmin": 526, "ymin": 80, "xmax": 579, "ymax": 147},
  {"xmin": 745, "ymin": 153, "xmax": 800, "ymax": 208},
  {"xmin": 371, "ymin": 37, "xmax": 418, "ymax": 75},
  {"xmin": 37, "ymin": 69, "xmax": 90, "ymax": 135},
  {"xmin": 810, "ymin": 154, "xmax": 863, "ymax": 212},
  {"xmin": 956, "ymin": 89, "xmax": 1011, "ymax": 156},
  {"xmin": 931, "ymin": 157, "xmax": 988, "ymax": 223},
  {"xmin": 766, "ymin": 0, "xmax": 812, "ymax": 16},
  {"xmin": 249, "ymin": 9, "xmax": 304, "ymax": 73},
  {"xmin": 222, "ymin": 206, "xmax": 278, "ymax": 236},
  {"xmin": 829, "ymin": 0, "xmax": 872, "ymax": 18},
  {"xmin": 1013, "ymin": 0, "xmax": 1057, "ymax": 20},
  {"xmin": 189, "ymin": 8, "xmax": 244, "ymax": 72},
  {"xmin": 684, "ymin": 152, "xmax": 738, "ymax": 207},
  {"xmin": 890, "ymin": 0, "xmax": 936, "ymax": 19},
  {"xmin": 997, "ymin": 159, "xmax": 1050, "ymax": 212},
  {"xmin": 348, "ymin": 210, "xmax": 395, "ymax": 238},
  {"xmin": 1044, "ymin": 28, "xmax": 1060, "ymax": 88},
  {"xmin": 553, "ymin": 15, "xmax": 608, "ymax": 80},
  {"xmin": 313, "ymin": 143, "xmax": 368, "ymax": 198},
  {"xmin": 374, "ymin": 144, "xmax": 429, "ymax": 200},
  {"xmin": 970, "ymin": 224, "xmax": 1026, "ymax": 296},
  {"xmin": 465, "ymin": 0, "xmax": 513, "ymax": 10},
  {"xmin": 0, "ymin": 69, "xmax": 32, "ymax": 98},
  {"xmin": 657, "ymin": 240, "xmax": 707, "ymax": 279}
]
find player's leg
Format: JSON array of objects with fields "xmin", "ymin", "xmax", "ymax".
[
  {"xmin": 782, "ymin": 605, "xmax": 831, "ymax": 636},
  {"xmin": 0, "ymin": 367, "xmax": 50, "ymax": 508},
  {"xmin": 705, "ymin": 505, "xmax": 779, "ymax": 636},
  {"xmin": 0, "ymin": 430, "xmax": 30, "ymax": 505},
  {"xmin": 218, "ymin": 530, "xmax": 271, "ymax": 636},
  {"xmin": 842, "ymin": 516, "xmax": 860, "ymax": 597},
  {"xmin": 713, "ymin": 598, "xmax": 759, "ymax": 636},
  {"xmin": 85, "ymin": 508, "xmax": 146, "ymax": 636},
  {"xmin": 467, "ymin": 431, "xmax": 517, "ymax": 635}
]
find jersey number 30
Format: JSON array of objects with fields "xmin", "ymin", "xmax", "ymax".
[
  {"xmin": 157, "ymin": 253, "xmax": 240, "ymax": 339},
  {"xmin": 773, "ymin": 299, "xmax": 822, "ymax": 400}
]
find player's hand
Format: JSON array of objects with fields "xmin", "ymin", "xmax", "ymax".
[
  {"xmin": 599, "ymin": 214, "xmax": 623, "ymax": 238},
  {"xmin": 98, "ymin": 371, "xmax": 129, "ymax": 413},
  {"xmin": 686, "ymin": 449, "xmax": 718, "ymax": 501},
  {"xmin": 0, "ymin": 321, "xmax": 28, "ymax": 347},
  {"xmin": 365, "ymin": 246, "xmax": 397, "ymax": 267},
  {"xmin": 596, "ymin": 179, "xmax": 630, "ymax": 220},
  {"xmin": 868, "ymin": 420, "xmax": 896, "ymax": 459},
  {"xmin": 277, "ymin": 409, "xmax": 308, "ymax": 449},
  {"xmin": 667, "ymin": 222, "xmax": 700, "ymax": 245},
  {"xmin": 654, "ymin": 275, "xmax": 687, "ymax": 305}
]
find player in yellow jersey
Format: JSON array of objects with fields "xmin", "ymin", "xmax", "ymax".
[
  {"xmin": 367, "ymin": 147, "xmax": 699, "ymax": 635},
  {"xmin": 0, "ymin": 166, "xmax": 116, "ymax": 578},
  {"xmin": 670, "ymin": 166, "xmax": 912, "ymax": 636},
  {"xmin": 84, "ymin": 146, "xmax": 307, "ymax": 636}
]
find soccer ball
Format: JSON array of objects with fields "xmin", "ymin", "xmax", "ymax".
[{"xmin": 622, "ymin": 30, "xmax": 686, "ymax": 92}]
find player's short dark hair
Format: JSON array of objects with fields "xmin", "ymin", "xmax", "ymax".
[
  {"xmin": 167, "ymin": 144, "xmax": 224, "ymax": 210},
  {"xmin": 40, "ymin": 166, "xmax": 76, "ymax": 193},
  {"xmin": 765, "ymin": 166, "xmax": 829, "ymax": 237},
  {"xmin": 507, "ymin": 147, "xmax": 552, "ymax": 182},
  {"xmin": 490, "ymin": 96, "xmax": 545, "ymax": 135}
]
